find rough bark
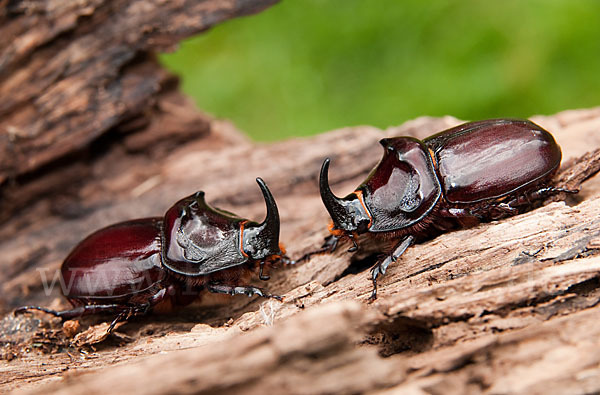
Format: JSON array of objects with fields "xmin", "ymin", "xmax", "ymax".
[
  {"xmin": 1, "ymin": 108, "xmax": 599, "ymax": 394},
  {"xmin": 0, "ymin": 0, "xmax": 277, "ymax": 220},
  {"xmin": 3, "ymin": 1, "xmax": 600, "ymax": 394}
]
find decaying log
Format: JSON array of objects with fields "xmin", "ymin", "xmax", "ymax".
[
  {"xmin": 3, "ymin": 1, "xmax": 600, "ymax": 393},
  {"xmin": 0, "ymin": 0, "xmax": 277, "ymax": 220},
  {"xmin": 1, "ymin": 108, "xmax": 600, "ymax": 394}
]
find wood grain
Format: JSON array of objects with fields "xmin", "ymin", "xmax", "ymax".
[
  {"xmin": 2, "ymin": 1, "xmax": 600, "ymax": 393},
  {"xmin": 0, "ymin": 0, "xmax": 277, "ymax": 219},
  {"xmin": 1, "ymin": 108, "xmax": 599, "ymax": 393}
]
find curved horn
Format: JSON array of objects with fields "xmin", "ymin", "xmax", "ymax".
[
  {"xmin": 319, "ymin": 158, "xmax": 348, "ymax": 226},
  {"xmin": 255, "ymin": 177, "xmax": 280, "ymax": 242}
]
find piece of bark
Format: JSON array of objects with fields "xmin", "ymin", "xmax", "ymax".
[
  {"xmin": 2, "ymin": 108, "xmax": 600, "ymax": 394},
  {"xmin": 16, "ymin": 302, "xmax": 406, "ymax": 395},
  {"xmin": 0, "ymin": 0, "xmax": 277, "ymax": 220},
  {"xmin": 0, "ymin": 0, "xmax": 278, "ymax": 179}
]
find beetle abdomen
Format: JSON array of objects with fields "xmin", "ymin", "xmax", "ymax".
[
  {"xmin": 427, "ymin": 119, "xmax": 561, "ymax": 204},
  {"xmin": 61, "ymin": 219, "xmax": 165, "ymax": 299}
]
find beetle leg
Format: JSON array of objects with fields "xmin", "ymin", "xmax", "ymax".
[
  {"xmin": 439, "ymin": 207, "xmax": 470, "ymax": 218},
  {"xmin": 107, "ymin": 309, "xmax": 133, "ymax": 334},
  {"xmin": 368, "ymin": 235, "xmax": 415, "ymax": 301},
  {"xmin": 104, "ymin": 288, "xmax": 169, "ymax": 332},
  {"xmin": 323, "ymin": 234, "xmax": 340, "ymax": 252},
  {"xmin": 207, "ymin": 284, "xmax": 282, "ymax": 301},
  {"xmin": 347, "ymin": 234, "xmax": 359, "ymax": 252},
  {"xmin": 494, "ymin": 202, "xmax": 519, "ymax": 217},
  {"xmin": 279, "ymin": 255, "xmax": 295, "ymax": 265},
  {"xmin": 517, "ymin": 186, "xmax": 578, "ymax": 204},
  {"xmin": 296, "ymin": 234, "xmax": 339, "ymax": 262},
  {"xmin": 14, "ymin": 304, "xmax": 128, "ymax": 320},
  {"xmin": 259, "ymin": 262, "xmax": 270, "ymax": 280},
  {"xmin": 491, "ymin": 186, "xmax": 579, "ymax": 218}
]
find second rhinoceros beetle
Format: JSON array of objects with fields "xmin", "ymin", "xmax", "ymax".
[
  {"xmin": 16, "ymin": 178, "xmax": 287, "ymax": 331},
  {"xmin": 317, "ymin": 119, "xmax": 576, "ymax": 300}
]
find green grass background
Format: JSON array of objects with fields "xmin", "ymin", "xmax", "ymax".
[{"xmin": 160, "ymin": 0, "xmax": 600, "ymax": 141}]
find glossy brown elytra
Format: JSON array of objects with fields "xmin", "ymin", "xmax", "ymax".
[{"xmin": 316, "ymin": 119, "xmax": 576, "ymax": 299}]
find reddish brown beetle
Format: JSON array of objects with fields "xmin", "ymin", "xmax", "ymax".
[
  {"xmin": 317, "ymin": 119, "xmax": 576, "ymax": 299},
  {"xmin": 16, "ymin": 178, "xmax": 287, "ymax": 330}
]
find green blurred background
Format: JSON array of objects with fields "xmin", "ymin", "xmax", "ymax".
[{"xmin": 160, "ymin": 0, "xmax": 600, "ymax": 141}]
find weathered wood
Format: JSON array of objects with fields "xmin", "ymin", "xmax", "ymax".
[
  {"xmin": 0, "ymin": 0, "xmax": 278, "ymax": 219},
  {"xmin": 14, "ymin": 303, "xmax": 405, "ymax": 395},
  {"xmin": 1, "ymin": 108, "xmax": 600, "ymax": 394},
  {"xmin": 3, "ymin": 1, "xmax": 600, "ymax": 393}
]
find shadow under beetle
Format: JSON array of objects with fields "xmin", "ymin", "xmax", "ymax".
[
  {"xmin": 315, "ymin": 119, "xmax": 576, "ymax": 300},
  {"xmin": 16, "ymin": 178, "xmax": 288, "ymax": 331}
]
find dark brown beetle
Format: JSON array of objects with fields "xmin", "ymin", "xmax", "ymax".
[
  {"xmin": 16, "ymin": 178, "xmax": 288, "ymax": 331},
  {"xmin": 317, "ymin": 119, "xmax": 576, "ymax": 299}
]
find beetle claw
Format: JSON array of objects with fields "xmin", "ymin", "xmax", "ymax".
[
  {"xmin": 295, "ymin": 235, "xmax": 340, "ymax": 263},
  {"xmin": 346, "ymin": 234, "xmax": 359, "ymax": 252},
  {"xmin": 280, "ymin": 255, "xmax": 295, "ymax": 265},
  {"xmin": 323, "ymin": 235, "xmax": 339, "ymax": 252},
  {"xmin": 107, "ymin": 310, "xmax": 129, "ymax": 334},
  {"xmin": 259, "ymin": 262, "xmax": 271, "ymax": 281},
  {"xmin": 368, "ymin": 265, "xmax": 381, "ymax": 301}
]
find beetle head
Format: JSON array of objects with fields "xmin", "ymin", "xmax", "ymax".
[
  {"xmin": 241, "ymin": 178, "xmax": 283, "ymax": 260},
  {"xmin": 319, "ymin": 158, "xmax": 372, "ymax": 235}
]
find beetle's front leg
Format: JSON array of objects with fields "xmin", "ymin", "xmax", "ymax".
[
  {"xmin": 296, "ymin": 234, "xmax": 340, "ymax": 262},
  {"xmin": 369, "ymin": 235, "xmax": 415, "ymax": 301},
  {"xmin": 207, "ymin": 284, "xmax": 283, "ymax": 301},
  {"xmin": 279, "ymin": 255, "xmax": 295, "ymax": 266}
]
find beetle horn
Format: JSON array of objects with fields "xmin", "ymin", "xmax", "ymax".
[
  {"xmin": 255, "ymin": 177, "xmax": 280, "ymax": 244},
  {"xmin": 319, "ymin": 158, "xmax": 349, "ymax": 227}
]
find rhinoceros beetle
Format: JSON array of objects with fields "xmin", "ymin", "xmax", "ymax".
[
  {"xmin": 316, "ymin": 119, "xmax": 576, "ymax": 300},
  {"xmin": 16, "ymin": 178, "xmax": 288, "ymax": 331}
]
